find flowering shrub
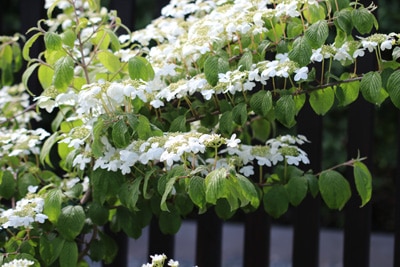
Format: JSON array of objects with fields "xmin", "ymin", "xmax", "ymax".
[{"xmin": 1, "ymin": 0, "xmax": 397, "ymax": 265}]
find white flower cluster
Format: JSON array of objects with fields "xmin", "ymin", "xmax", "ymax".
[
  {"xmin": 0, "ymin": 194, "xmax": 48, "ymax": 229},
  {"xmin": 141, "ymin": 253, "xmax": 196, "ymax": 267},
  {"xmin": 70, "ymin": 130, "xmax": 309, "ymax": 176},
  {"xmin": 1, "ymin": 259, "xmax": 35, "ymax": 267},
  {"xmin": 0, "ymin": 84, "xmax": 40, "ymax": 126},
  {"xmin": 0, "ymin": 128, "xmax": 50, "ymax": 158}
]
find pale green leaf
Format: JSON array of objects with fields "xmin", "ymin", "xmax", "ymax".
[
  {"xmin": 43, "ymin": 189, "xmax": 63, "ymax": 224},
  {"xmin": 38, "ymin": 64, "xmax": 54, "ymax": 89},
  {"xmin": 53, "ymin": 56, "xmax": 74, "ymax": 91},
  {"xmin": 336, "ymin": 76, "xmax": 359, "ymax": 107},
  {"xmin": 385, "ymin": 69, "xmax": 400, "ymax": 108},
  {"xmin": 44, "ymin": 32, "xmax": 62, "ymax": 51},
  {"xmin": 160, "ymin": 176, "xmax": 179, "ymax": 212},
  {"xmin": 319, "ymin": 170, "xmax": 351, "ymax": 210},
  {"xmin": 238, "ymin": 50, "xmax": 253, "ymax": 71},
  {"xmin": 309, "ymin": 87, "xmax": 335, "ymax": 115},
  {"xmin": 111, "ymin": 120, "xmax": 129, "ymax": 148},
  {"xmin": 97, "ymin": 50, "xmax": 121, "ymax": 73},
  {"xmin": 304, "ymin": 173, "xmax": 319, "ymax": 198},
  {"xmin": 234, "ymin": 173, "xmax": 260, "ymax": 208},
  {"xmin": 22, "ymin": 63, "xmax": 40, "ymax": 93},
  {"xmin": 40, "ymin": 132, "xmax": 60, "ymax": 167},
  {"xmin": 353, "ymin": 162, "xmax": 372, "ymax": 207},
  {"xmin": 303, "ymin": 3, "xmax": 326, "ymax": 23},
  {"xmin": 128, "ymin": 56, "xmax": 155, "ymax": 81},
  {"xmin": 22, "ymin": 32, "xmax": 42, "ymax": 60},
  {"xmin": 119, "ymin": 178, "xmax": 143, "ymax": 212},
  {"xmin": 205, "ymin": 168, "xmax": 228, "ymax": 204}
]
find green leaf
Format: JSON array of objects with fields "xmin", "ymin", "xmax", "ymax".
[
  {"xmin": 23, "ymin": 32, "xmax": 42, "ymax": 60},
  {"xmin": 89, "ymin": 240, "xmax": 105, "ymax": 262},
  {"xmin": 62, "ymin": 29, "xmax": 76, "ymax": 47},
  {"xmin": 263, "ymin": 185, "xmax": 289, "ymax": 218},
  {"xmin": 40, "ymin": 234, "xmax": 65, "ymax": 266},
  {"xmin": 119, "ymin": 178, "xmax": 143, "ymax": 211},
  {"xmin": 238, "ymin": 50, "xmax": 253, "ymax": 71},
  {"xmin": 53, "ymin": 56, "xmax": 74, "ymax": 91},
  {"xmin": 169, "ymin": 115, "xmax": 187, "ymax": 132},
  {"xmin": 115, "ymin": 207, "xmax": 142, "ymax": 238},
  {"xmin": 250, "ymin": 118, "xmax": 271, "ymax": 142},
  {"xmin": 98, "ymin": 231, "xmax": 118, "ymax": 264},
  {"xmin": 304, "ymin": 173, "xmax": 319, "ymax": 198},
  {"xmin": 309, "ymin": 87, "xmax": 335, "ymax": 115},
  {"xmin": 204, "ymin": 55, "xmax": 230, "ymax": 86},
  {"xmin": 334, "ymin": 9, "xmax": 353, "ymax": 35},
  {"xmin": 97, "ymin": 50, "xmax": 121, "ymax": 73},
  {"xmin": 137, "ymin": 115, "xmax": 152, "ymax": 139},
  {"xmin": 38, "ymin": 64, "xmax": 55, "ymax": 89},
  {"xmin": 319, "ymin": 170, "xmax": 351, "ymax": 210},
  {"xmin": 336, "ymin": 76, "xmax": 359, "ymax": 107},
  {"xmin": 44, "ymin": 32, "xmax": 63, "ymax": 51},
  {"xmin": 215, "ymin": 198, "xmax": 236, "ymax": 220},
  {"xmin": 128, "ymin": 56, "xmax": 155, "ymax": 81},
  {"xmin": 287, "ymin": 18, "xmax": 304, "ymax": 39},
  {"xmin": 219, "ymin": 111, "xmax": 235, "ymax": 136},
  {"xmin": 159, "ymin": 209, "xmax": 182, "ymax": 235},
  {"xmin": 360, "ymin": 71, "xmax": 386, "ymax": 105},
  {"xmin": 0, "ymin": 170, "xmax": 16, "ymax": 199},
  {"xmin": 285, "ymin": 176, "xmax": 308, "ymax": 206},
  {"xmin": 40, "ymin": 132, "xmax": 59, "ymax": 168},
  {"xmin": 249, "ymin": 90, "xmax": 272, "ymax": 117},
  {"xmin": 303, "ymin": 3, "xmax": 326, "ymax": 23},
  {"xmin": 385, "ymin": 69, "xmax": 400, "ymax": 108},
  {"xmin": 232, "ymin": 102, "xmax": 247, "ymax": 126},
  {"xmin": 59, "ymin": 241, "xmax": 78, "ymax": 267},
  {"xmin": 352, "ymin": 7, "xmax": 375, "ymax": 34},
  {"xmin": 88, "ymin": 202, "xmax": 109, "ymax": 226},
  {"xmin": 112, "ymin": 120, "xmax": 130, "ymax": 148},
  {"xmin": 189, "ymin": 176, "xmax": 206, "ymax": 211},
  {"xmin": 353, "ymin": 161, "xmax": 372, "ymax": 207},
  {"xmin": 205, "ymin": 168, "xmax": 229, "ymax": 204},
  {"xmin": 288, "ymin": 36, "xmax": 312, "ymax": 66},
  {"xmin": 160, "ymin": 175, "xmax": 178, "ymax": 212},
  {"xmin": 43, "ymin": 189, "xmax": 63, "ymax": 224},
  {"xmin": 275, "ymin": 95, "xmax": 296, "ymax": 128},
  {"xmin": 305, "ymin": 20, "xmax": 329, "ymax": 48},
  {"xmin": 57, "ymin": 205, "xmax": 86, "ymax": 240},
  {"xmin": 22, "ymin": 62, "xmax": 40, "ymax": 92},
  {"xmin": 234, "ymin": 174, "xmax": 260, "ymax": 208}
]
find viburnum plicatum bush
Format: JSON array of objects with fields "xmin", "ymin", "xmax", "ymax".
[{"xmin": 1, "ymin": 0, "xmax": 397, "ymax": 265}]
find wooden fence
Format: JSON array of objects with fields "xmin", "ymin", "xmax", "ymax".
[{"xmin": 1, "ymin": 0, "xmax": 400, "ymax": 266}]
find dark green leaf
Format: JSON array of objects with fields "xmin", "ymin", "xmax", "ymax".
[
  {"xmin": 386, "ymin": 69, "xmax": 400, "ymax": 108},
  {"xmin": 159, "ymin": 209, "xmax": 182, "ymax": 234},
  {"xmin": 249, "ymin": 90, "xmax": 272, "ymax": 117},
  {"xmin": 263, "ymin": 185, "xmax": 289, "ymax": 218},
  {"xmin": 40, "ymin": 234, "xmax": 65, "ymax": 266},
  {"xmin": 53, "ymin": 56, "xmax": 74, "ymax": 91},
  {"xmin": 0, "ymin": 170, "xmax": 16, "ymax": 199},
  {"xmin": 275, "ymin": 95, "xmax": 296, "ymax": 128},
  {"xmin": 305, "ymin": 20, "xmax": 329, "ymax": 48},
  {"xmin": 288, "ymin": 37, "xmax": 312, "ymax": 66},
  {"xmin": 59, "ymin": 241, "xmax": 78, "ymax": 267},
  {"xmin": 232, "ymin": 102, "xmax": 248, "ymax": 126},
  {"xmin": 285, "ymin": 176, "xmax": 308, "ymax": 206}
]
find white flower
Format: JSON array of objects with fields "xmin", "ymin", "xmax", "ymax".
[
  {"xmin": 380, "ymin": 39, "xmax": 393, "ymax": 51},
  {"xmin": 294, "ymin": 67, "xmax": 308, "ymax": 82},
  {"xmin": 168, "ymin": 259, "xmax": 179, "ymax": 267},
  {"xmin": 361, "ymin": 40, "xmax": 378, "ymax": 53},
  {"xmin": 226, "ymin": 134, "xmax": 241, "ymax": 148},
  {"xmin": 310, "ymin": 48, "xmax": 324, "ymax": 62},
  {"xmin": 353, "ymin": 49, "xmax": 365, "ymax": 58},
  {"xmin": 239, "ymin": 165, "xmax": 254, "ymax": 176},
  {"xmin": 1, "ymin": 259, "xmax": 35, "ymax": 267},
  {"xmin": 73, "ymin": 154, "xmax": 91, "ymax": 170},
  {"xmin": 150, "ymin": 99, "xmax": 165, "ymax": 108},
  {"xmin": 201, "ymin": 89, "xmax": 214, "ymax": 100}
]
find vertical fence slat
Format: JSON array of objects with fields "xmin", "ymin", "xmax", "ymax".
[
  {"xmin": 196, "ymin": 209, "xmax": 222, "ymax": 267},
  {"xmin": 243, "ymin": 207, "xmax": 270, "ymax": 267},
  {"xmin": 103, "ymin": 224, "xmax": 129, "ymax": 267},
  {"xmin": 148, "ymin": 217, "xmax": 175, "ymax": 259},
  {"xmin": 293, "ymin": 100, "xmax": 322, "ymax": 267},
  {"xmin": 394, "ymin": 111, "xmax": 400, "ymax": 267},
  {"xmin": 343, "ymin": 96, "xmax": 373, "ymax": 267}
]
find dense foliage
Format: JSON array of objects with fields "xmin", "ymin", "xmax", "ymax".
[{"xmin": 2, "ymin": 0, "xmax": 398, "ymax": 265}]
